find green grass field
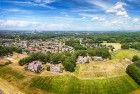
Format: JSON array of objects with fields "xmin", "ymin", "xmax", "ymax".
[
  {"xmin": 30, "ymin": 75, "xmax": 139, "ymax": 94},
  {"xmin": 112, "ymin": 49, "xmax": 140, "ymax": 59},
  {"xmin": 0, "ymin": 66, "xmax": 25, "ymax": 79}
]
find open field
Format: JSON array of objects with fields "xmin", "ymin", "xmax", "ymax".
[
  {"xmin": 30, "ymin": 75, "xmax": 139, "ymax": 94},
  {"xmin": 0, "ymin": 50, "xmax": 140, "ymax": 94},
  {"xmin": 112, "ymin": 49, "xmax": 140, "ymax": 59},
  {"xmin": 0, "ymin": 65, "xmax": 139, "ymax": 94},
  {"xmin": 74, "ymin": 59, "xmax": 132, "ymax": 79}
]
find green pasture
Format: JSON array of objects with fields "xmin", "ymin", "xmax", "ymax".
[
  {"xmin": 112, "ymin": 49, "xmax": 140, "ymax": 59},
  {"xmin": 30, "ymin": 75, "xmax": 139, "ymax": 94}
]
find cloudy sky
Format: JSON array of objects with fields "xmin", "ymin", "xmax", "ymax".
[{"xmin": 0, "ymin": 0, "xmax": 140, "ymax": 31}]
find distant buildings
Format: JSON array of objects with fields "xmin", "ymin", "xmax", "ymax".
[{"xmin": 1, "ymin": 39, "xmax": 74, "ymax": 53}]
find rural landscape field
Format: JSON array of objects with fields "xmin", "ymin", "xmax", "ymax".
[
  {"xmin": 0, "ymin": 0, "xmax": 140, "ymax": 94},
  {"xmin": 0, "ymin": 32, "xmax": 140, "ymax": 94}
]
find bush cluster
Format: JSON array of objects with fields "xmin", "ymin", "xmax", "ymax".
[
  {"xmin": 126, "ymin": 55, "xmax": 140, "ymax": 85},
  {"xmin": 0, "ymin": 46, "xmax": 22, "ymax": 57}
]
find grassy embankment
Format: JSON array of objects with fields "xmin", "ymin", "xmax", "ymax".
[{"xmin": 30, "ymin": 75, "xmax": 139, "ymax": 94}]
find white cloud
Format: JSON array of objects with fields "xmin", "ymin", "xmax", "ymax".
[
  {"xmin": 1, "ymin": 16, "xmax": 140, "ymax": 31},
  {"xmin": 133, "ymin": 18, "xmax": 140, "ymax": 22},
  {"xmin": 2, "ymin": 0, "xmax": 55, "ymax": 9},
  {"xmin": 79, "ymin": 13, "xmax": 94, "ymax": 18},
  {"xmin": 110, "ymin": 20, "xmax": 123, "ymax": 26},
  {"xmin": 106, "ymin": 2, "xmax": 128, "ymax": 17},
  {"xmin": 86, "ymin": 0, "xmax": 111, "ymax": 10},
  {"xmin": 1, "ymin": 8, "xmax": 32, "ymax": 14},
  {"xmin": 34, "ymin": 0, "xmax": 56, "ymax": 4},
  {"xmin": 0, "ymin": 20, "xmax": 35, "ymax": 27},
  {"xmin": 79, "ymin": 13, "xmax": 106, "ymax": 22},
  {"xmin": 91, "ymin": 16, "xmax": 105, "ymax": 21},
  {"xmin": 0, "ymin": 20, "xmax": 71, "ymax": 30}
]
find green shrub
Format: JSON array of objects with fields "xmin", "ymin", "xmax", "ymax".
[
  {"xmin": 121, "ymin": 44, "xmax": 129, "ymax": 49},
  {"xmin": 19, "ymin": 57, "xmax": 33, "ymax": 66},
  {"xmin": 126, "ymin": 61, "xmax": 140, "ymax": 85},
  {"xmin": 132, "ymin": 55, "xmax": 140, "ymax": 62},
  {"xmin": 63, "ymin": 57, "xmax": 76, "ymax": 72}
]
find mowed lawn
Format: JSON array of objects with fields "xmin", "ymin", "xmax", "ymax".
[
  {"xmin": 30, "ymin": 75, "xmax": 139, "ymax": 94},
  {"xmin": 112, "ymin": 49, "xmax": 140, "ymax": 59}
]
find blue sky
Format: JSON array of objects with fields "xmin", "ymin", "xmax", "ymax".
[{"xmin": 0, "ymin": 0, "xmax": 140, "ymax": 31}]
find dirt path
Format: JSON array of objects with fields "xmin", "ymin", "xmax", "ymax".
[{"xmin": 0, "ymin": 78, "xmax": 24, "ymax": 94}]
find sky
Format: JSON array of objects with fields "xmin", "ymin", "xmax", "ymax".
[{"xmin": 0, "ymin": 0, "xmax": 140, "ymax": 31}]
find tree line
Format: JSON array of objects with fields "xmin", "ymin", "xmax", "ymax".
[{"xmin": 1, "ymin": 31, "xmax": 140, "ymax": 43}]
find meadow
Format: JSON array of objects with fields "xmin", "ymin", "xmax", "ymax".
[
  {"xmin": 112, "ymin": 49, "xmax": 140, "ymax": 59},
  {"xmin": 30, "ymin": 75, "xmax": 139, "ymax": 94}
]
